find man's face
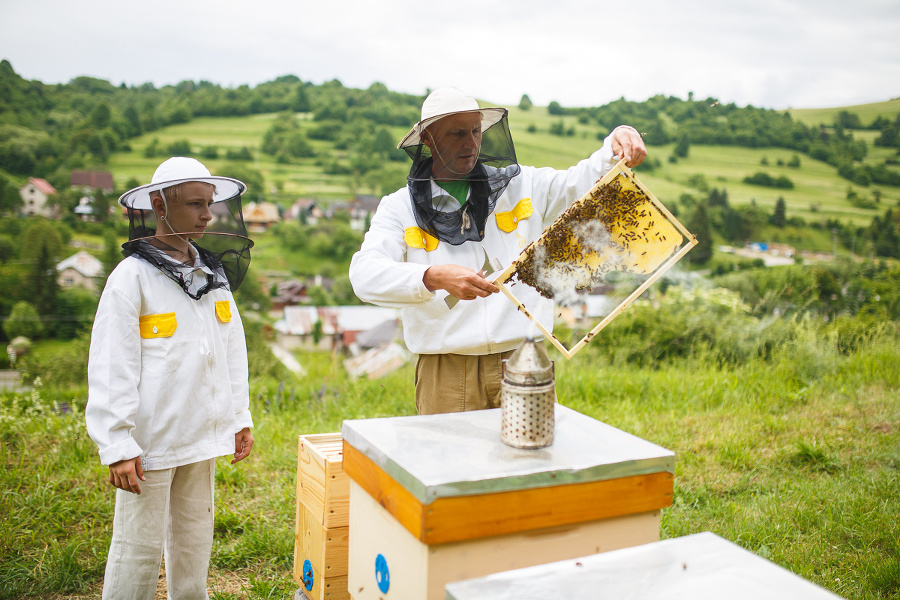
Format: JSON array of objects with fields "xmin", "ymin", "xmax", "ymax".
[
  {"xmin": 155, "ymin": 181, "xmax": 216, "ymax": 240},
  {"xmin": 423, "ymin": 112, "xmax": 482, "ymax": 180}
]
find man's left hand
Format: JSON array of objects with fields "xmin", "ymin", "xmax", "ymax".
[{"xmin": 611, "ymin": 126, "xmax": 647, "ymax": 168}]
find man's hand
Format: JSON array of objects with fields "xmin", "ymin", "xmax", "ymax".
[
  {"xmin": 231, "ymin": 427, "xmax": 254, "ymax": 464},
  {"xmin": 611, "ymin": 126, "xmax": 647, "ymax": 168},
  {"xmin": 424, "ymin": 264, "xmax": 498, "ymax": 301},
  {"xmin": 109, "ymin": 456, "xmax": 145, "ymax": 495}
]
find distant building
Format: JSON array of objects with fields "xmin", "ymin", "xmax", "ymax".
[
  {"xmin": 71, "ymin": 171, "xmax": 114, "ymax": 194},
  {"xmin": 57, "ymin": 251, "xmax": 103, "ymax": 291},
  {"xmin": 19, "ymin": 178, "xmax": 57, "ymax": 218},
  {"xmin": 349, "ymin": 195, "xmax": 381, "ymax": 231},
  {"xmin": 274, "ymin": 305, "xmax": 401, "ymax": 351},
  {"xmin": 243, "ymin": 201, "xmax": 281, "ymax": 231},
  {"xmin": 286, "ymin": 198, "xmax": 326, "ymax": 225}
]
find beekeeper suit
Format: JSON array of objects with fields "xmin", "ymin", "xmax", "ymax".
[{"xmin": 349, "ymin": 87, "xmax": 646, "ymax": 414}]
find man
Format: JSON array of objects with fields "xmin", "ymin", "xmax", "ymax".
[{"xmin": 349, "ymin": 88, "xmax": 646, "ymax": 415}]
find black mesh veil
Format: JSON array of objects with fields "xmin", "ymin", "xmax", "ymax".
[
  {"xmin": 120, "ymin": 180, "xmax": 253, "ymax": 300},
  {"xmin": 404, "ymin": 110, "xmax": 520, "ymax": 245}
]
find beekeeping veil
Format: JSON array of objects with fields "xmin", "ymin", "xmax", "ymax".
[
  {"xmin": 400, "ymin": 88, "xmax": 520, "ymax": 245},
  {"xmin": 118, "ymin": 157, "xmax": 253, "ymax": 300}
]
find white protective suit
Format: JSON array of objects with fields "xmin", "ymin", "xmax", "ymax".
[
  {"xmin": 349, "ymin": 133, "xmax": 620, "ymax": 355},
  {"xmin": 86, "ymin": 253, "xmax": 253, "ymax": 471}
]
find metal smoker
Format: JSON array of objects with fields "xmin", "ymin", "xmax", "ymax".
[{"xmin": 500, "ymin": 338, "xmax": 556, "ymax": 449}]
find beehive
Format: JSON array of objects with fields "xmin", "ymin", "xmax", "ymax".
[
  {"xmin": 342, "ymin": 406, "xmax": 674, "ymax": 600},
  {"xmin": 445, "ymin": 532, "xmax": 844, "ymax": 599},
  {"xmin": 294, "ymin": 433, "xmax": 350, "ymax": 600},
  {"xmin": 494, "ymin": 159, "xmax": 697, "ymax": 358}
]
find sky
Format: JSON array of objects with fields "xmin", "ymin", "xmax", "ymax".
[{"xmin": 1, "ymin": 0, "xmax": 898, "ymax": 111}]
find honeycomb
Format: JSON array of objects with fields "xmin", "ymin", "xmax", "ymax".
[{"xmin": 508, "ymin": 170, "xmax": 682, "ymax": 302}]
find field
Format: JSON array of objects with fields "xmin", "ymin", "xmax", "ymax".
[
  {"xmin": 2, "ymin": 273, "xmax": 899, "ymax": 598},
  {"xmin": 107, "ymin": 104, "xmax": 899, "ymax": 235}
]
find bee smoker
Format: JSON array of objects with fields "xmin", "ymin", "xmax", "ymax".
[{"xmin": 500, "ymin": 338, "xmax": 556, "ymax": 449}]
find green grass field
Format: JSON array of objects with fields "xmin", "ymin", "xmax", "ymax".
[
  {"xmin": 2, "ymin": 321, "xmax": 898, "ymax": 599},
  {"xmin": 107, "ymin": 103, "xmax": 898, "ymax": 237}
]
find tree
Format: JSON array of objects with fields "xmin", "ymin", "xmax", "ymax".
[
  {"xmin": 3, "ymin": 301, "xmax": 43, "ymax": 340},
  {"xmin": 518, "ymin": 94, "xmax": 533, "ymax": 111},
  {"xmin": 0, "ymin": 173, "xmax": 22, "ymax": 215},
  {"xmin": 674, "ymin": 134, "xmax": 690, "ymax": 158},
  {"xmin": 100, "ymin": 229, "xmax": 122, "ymax": 290},
  {"xmin": 686, "ymin": 203, "xmax": 713, "ymax": 263},
  {"xmin": 547, "ymin": 101, "xmax": 564, "ymax": 116},
  {"xmin": 21, "ymin": 221, "xmax": 62, "ymax": 317},
  {"xmin": 771, "ymin": 197, "xmax": 787, "ymax": 228}
]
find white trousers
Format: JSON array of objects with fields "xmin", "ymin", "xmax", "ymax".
[{"xmin": 102, "ymin": 458, "xmax": 216, "ymax": 600}]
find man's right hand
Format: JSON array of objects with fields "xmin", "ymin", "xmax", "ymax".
[
  {"xmin": 424, "ymin": 264, "xmax": 499, "ymax": 300},
  {"xmin": 108, "ymin": 456, "xmax": 146, "ymax": 495}
]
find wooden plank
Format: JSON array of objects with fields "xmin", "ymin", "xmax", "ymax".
[
  {"xmin": 344, "ymin": 438, "xmax": 673, "ymax": 545},
  {"xmin": 299, "ymin": 433, "xmax": 350, "ymax": 527},
  {"xmin": 294, "ymin": 503, "xmax": 350, "ymax": 600},
  {"xmin": 342, "ymin": 441, "xmax": 426, "ymax": 540},
  {"xmin": 421, "ymin": 470, "xmax": 673, "ymax": 545}
]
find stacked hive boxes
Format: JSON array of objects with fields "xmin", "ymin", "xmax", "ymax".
[{"xmin": 294, "ymin": 433, "xmax": 350, "ymax": 600}]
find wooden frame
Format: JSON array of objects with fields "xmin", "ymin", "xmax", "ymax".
[{"xmin": 494, "ymin": 160, "xmax": 697, "ymax": 359}]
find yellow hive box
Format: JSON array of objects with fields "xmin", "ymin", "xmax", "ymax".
[{"xmin": 294, "ymin": 433, "xmax": 350, "ymax": 600}]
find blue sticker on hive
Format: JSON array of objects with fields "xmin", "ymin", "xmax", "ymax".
[
  {"xmin": 302, "ymin": 559, "xmax": 314, "ymax": 591},
  {"xmin": 375, "ymin": 553, "xmax": 390, "ymax": 593}
]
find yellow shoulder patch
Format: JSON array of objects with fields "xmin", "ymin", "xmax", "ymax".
[
  {"xmin": 404, "ymin": 227, "xmax": 439, "ymax": 251},
  {"xmin": 215, "ymin": 300, "xmax": 232, "ymax": 323},
  {"xmin": 139, "ymin": 312, "xmax": 177, "ymax": 339},
  {"xmin": 495, "ymin": 198, "xmax": 533, "ymax": 233}
]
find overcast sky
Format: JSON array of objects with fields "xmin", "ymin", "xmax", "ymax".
[{"xmin": 2, "ymin": 0, "xmax": 898, "ymax": 110}]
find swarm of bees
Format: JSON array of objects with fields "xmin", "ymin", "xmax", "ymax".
[{"xmin": 509, "ymin": 173, "xmax": 682, "ymax": 301}]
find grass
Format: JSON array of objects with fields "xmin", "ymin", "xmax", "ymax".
[
  {"xmin": 787, "ymin": 98, "xmax": 900, "ymax": 128},
  {"xmin": 104, "ymin": 104, "xmax": 900, "ymax": 234},
  {"xmin": 1, "ymin": 319, "xmax": 898, "ymax": 598}
]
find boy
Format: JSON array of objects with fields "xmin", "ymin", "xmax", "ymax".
[{"xmin": 86, "ymin": 157, "xmax": 255, "ymax": 599}]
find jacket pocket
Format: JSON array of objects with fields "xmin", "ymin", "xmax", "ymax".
[
  {"xmin": 139, "ymin": 313, "xmax": 177, "ymax": 338},
  {"xmin": 495, "ymin": 198, "xmax": 533, "ymax": 233},
  {"xmin": 215, "ymin": 300, "xmax": 232, "ymax": 323},
  {"xmin": 405, "ymin": 227, "xmax": 439, "ymax": 251},
  {"xmin": 139, "ymin": 313, "xmax": 182, "ymax": 374}
]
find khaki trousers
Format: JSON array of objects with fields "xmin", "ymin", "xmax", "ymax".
[
  {"xmin": 415, "ymin": 350, "xmax": 515, "ymax": 415},
  {"xmin": 102, "ymin": 458, "xmax": 215, "ymax": 600}
]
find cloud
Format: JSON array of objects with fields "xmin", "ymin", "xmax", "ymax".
[{"xmin": 1, "ymin": 0, "xmax": 897, "ymax": 109}]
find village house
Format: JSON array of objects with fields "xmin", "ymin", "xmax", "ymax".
[
  {"xmin": 70, "ymin": 171, "xmax": 114, "ymax": 194},
  {"xmin": 348, "ymin": 194, "xmax": 381, "ymax": 232},
  {"xmin": 19, "ymin": 178, "xmax": 57, "ymax": 218},
  {"xmin": 243, "ymin": 201, "xmax": 281, "ymax": 232},
  {"xmin": 285, "ymin": 198, "xmax": 327, "ymax": 225},
  {"xmin": 57, "ymin": 251, "xmax": 103, "ymax": 291}
]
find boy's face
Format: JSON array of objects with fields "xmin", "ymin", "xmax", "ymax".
[{"xmin": 156, "ymin": 182, "xmax": 216, "ymax": 240}]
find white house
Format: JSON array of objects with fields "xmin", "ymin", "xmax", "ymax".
[
  {"xmin": 19, "ymin": 178, "xmax": 57, "ymax": 218},
  {"xmin": 57, "ymin": 251, "xmax": 103, "ymax": 291}
]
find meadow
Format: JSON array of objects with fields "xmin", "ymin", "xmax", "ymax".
[
  {"xmin": 107, "ymin": 104, "xmax": 899, "ymax": 235},
  {"xmin": 1, "ymin": 268, "xmax": 899, "ymax": 599}
]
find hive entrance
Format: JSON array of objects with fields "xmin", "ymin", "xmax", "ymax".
[{"xmin": 493, "ymin": 160, "xmax": 697, "ymax": 359}]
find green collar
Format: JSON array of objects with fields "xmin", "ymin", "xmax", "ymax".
[{"xmin": 436, "ymin": 180, "xmax": 470, "ymax": 206}]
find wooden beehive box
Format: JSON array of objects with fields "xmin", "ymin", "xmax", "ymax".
[
  {"xmin": 342, "ymin": 406, "xmax": 675, "ymax": 600},
  {"xmin": 294, "ymin": 433, "xmax": 350, "ymax": 600},
  {"xmin": 445, "ymin": 532, "xmax": 844, "ymax": 599}
]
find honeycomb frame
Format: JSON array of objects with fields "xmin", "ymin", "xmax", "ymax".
[{"xmin": 493, "ymin": 159, "xmax": 698, "ymax": 359}]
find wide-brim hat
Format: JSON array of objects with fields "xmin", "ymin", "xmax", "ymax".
[
  {"xmin": 398, "ymin": 87, "xmax": 507, "ymax": 149},
  {"xmin": 118, "ymin": 157, "xmax": 247, "ymax": 210}
]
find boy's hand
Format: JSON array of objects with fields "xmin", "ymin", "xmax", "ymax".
[
  {"xmin": 232, "ymin": 427, "xmax": 254, "ymax": 464},
  {"xmin": 109, "ymin": 457, "xmax": 145, "ymax": 495}
]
